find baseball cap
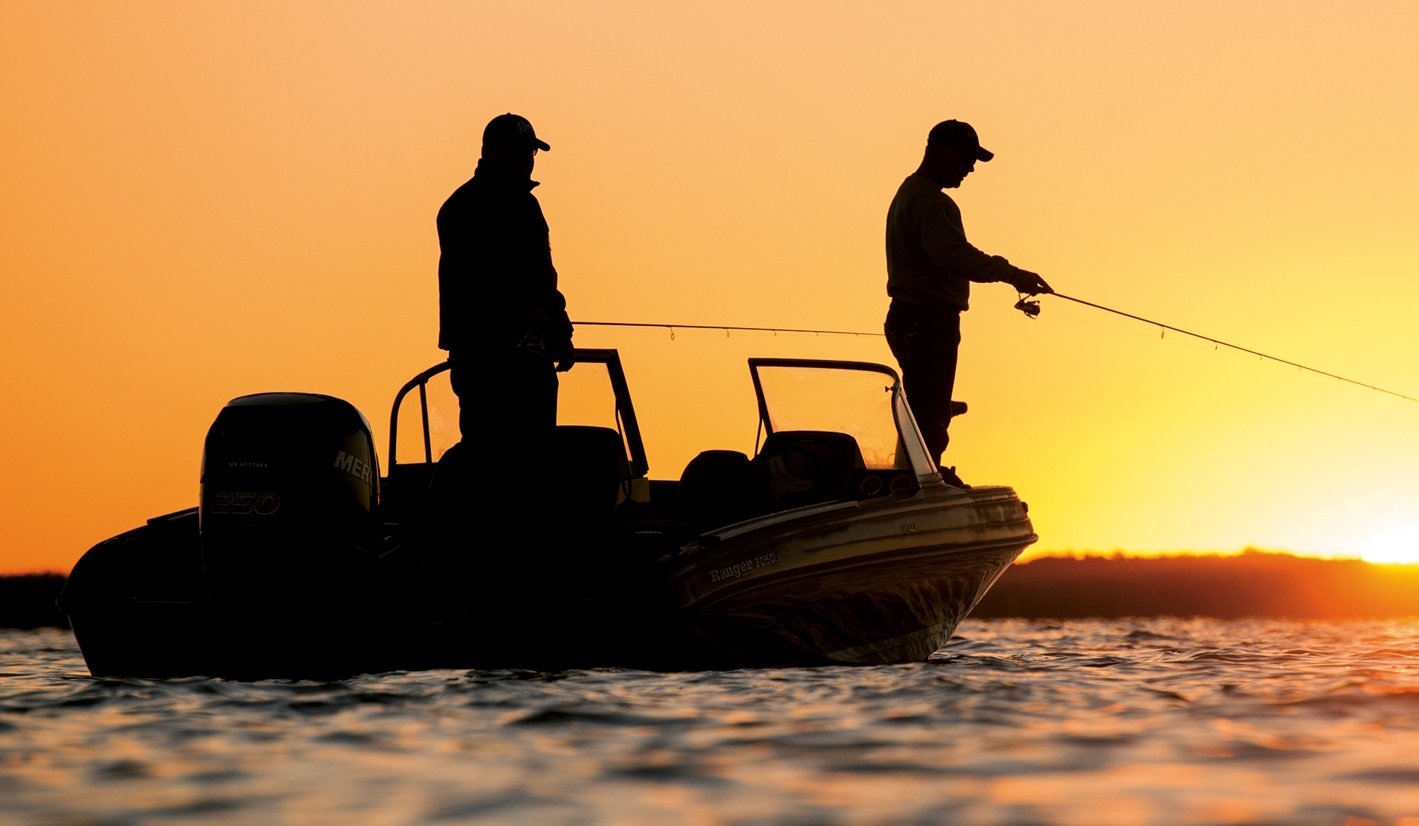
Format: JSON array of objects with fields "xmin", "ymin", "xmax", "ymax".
[
  {"xmin": 483, "ymin": 113, "xmax": 551, "ymax": 152},
  {"xmin": 927, "ymin": 120, "xmax": 993, "ymax": 162}
]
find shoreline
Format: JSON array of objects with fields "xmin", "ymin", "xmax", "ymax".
[{"xmin": 972, "ymin": 550, "xmax": 1419, "ymax": 620}]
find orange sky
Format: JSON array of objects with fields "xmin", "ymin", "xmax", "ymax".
[{"xmin": 4, "ymin": 1, "xmax": 1419, "ymax": 573}]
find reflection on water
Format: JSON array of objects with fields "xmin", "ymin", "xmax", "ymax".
[{"xmin": 4, "ymin": 619, "xmax": 1419, "ymax": 824}]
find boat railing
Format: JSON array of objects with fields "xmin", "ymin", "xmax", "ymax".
[
  {"xmin": 385, "ymin": 350, "xmax": 650, "ymax": 478},
  {"xmin": 387, "ymin": 361, "xmax": 450, "ymax": 468}
]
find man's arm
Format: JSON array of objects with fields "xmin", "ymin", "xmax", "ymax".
[
  {"xmin": 542, "ymin": 277, "xmax": 576, "ymax": 371},
  {"xmin": 528, "ymin": 198, "xmax": 575, "ymax": 369},
  {"xmin": 435, "ymin": 205, "xmax": 464, "ymax": 352},
  {"xmin": 916, "ymin": 203, "xmax": 1052, "ymax": 295}
]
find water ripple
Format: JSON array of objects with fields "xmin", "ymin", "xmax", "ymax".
[{"xmin": 4, "ymin": 620, "xmax": 1419, "ymax": 824}]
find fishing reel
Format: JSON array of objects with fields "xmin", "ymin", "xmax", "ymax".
[{"xmin": 1014, "ymin": 293, "xmax": 1042, "ymax": 319}]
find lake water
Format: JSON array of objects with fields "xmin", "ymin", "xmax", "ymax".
[{"xmin": 3, "ymin": 619, "xmax": 1419, "ymax": 825}]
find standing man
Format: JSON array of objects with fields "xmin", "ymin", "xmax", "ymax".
[
  {"xmin": 885, "ymin": 120, "xmax": 1051, "ymax": 486},
  {"xmin": 437, "ymin": 113, "xmax": 574, "ymax": 453}
]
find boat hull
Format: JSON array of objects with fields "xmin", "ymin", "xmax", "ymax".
[
  {"xmin": 60, "ymin": 486, "xmax": 1035, "ymax": 676},
  {"xmin": 656, "ymin": 484, "xmax": 1035, "ymax": 666}
]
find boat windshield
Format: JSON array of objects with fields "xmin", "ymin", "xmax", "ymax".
[
  {"xmin": 557, "ymin": 362, "xmax": 620, "ymax": 432},
  {"xmin": 393, "ymin": 361, "xmax": 628, "ymax": 464},
  {"xmin": 753, "ymin": 364, "xmax": 907, "ymax": 469},
  {"xmin": 389, "ymin": 350, "xmax": 649, "ymax": 477}
]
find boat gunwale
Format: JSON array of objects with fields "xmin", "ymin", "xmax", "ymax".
[
  {"xmin": 700, "ymin": 484, "xmax": 1022, "ymax": 543},
  {"xmin": 679, "ymin": 530, "xmax": 1036, "ymax": 613}
]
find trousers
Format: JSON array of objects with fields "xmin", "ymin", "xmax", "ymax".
[
  {"xmin": 884, "ymin": 300, "xmax": 961, "ymax": 469},
  {"xmin": 449, "ymin": 347, "xmax": 558, "ymax": 464},
  {"xmin": 435, "ymin": 349, "xmax": 560, "ymax": 614}
]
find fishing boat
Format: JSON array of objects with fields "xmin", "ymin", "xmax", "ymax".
[{"xmin": 60, "ymin": 350, "xmax": 1037, "ymax": 677}]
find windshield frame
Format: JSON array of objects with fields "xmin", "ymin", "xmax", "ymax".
[
  {"xmin": 747, "ymin": 358, "xmax": 944, "ymax": 487},
  {"xmin": 387, "ymin": 348, "xmax": 649, "ymax": 478}
]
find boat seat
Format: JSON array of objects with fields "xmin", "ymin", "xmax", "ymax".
[
  {"xmin": 427, "ymin": 427, "xmax": 627, "ymax": 511},
  {"xmin": 675, "ymin": 450, "xmax": 773, "ymax": 531},
  {"xmin": 753, "ymin": 430, "xmax": 864, "ymax": 511},
  {"xmin": 552, "ymin": 426, "xmax": 631, "ymax": 519}
]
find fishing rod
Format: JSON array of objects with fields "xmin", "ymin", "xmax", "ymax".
[
  {"xmin": 1013, "ymin": 293, "xmax": 1419, "ymax": 405},
  {"xmin": 572, "ymin": 320, "xmax": 880, "ymax": 338},
  {"xmin": 575, "ymin": 292, "xmax": 1419, "ymax": 405}
]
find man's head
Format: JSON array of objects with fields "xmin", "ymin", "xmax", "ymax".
[
  {"xmin": 918, "ymin": 120, "xmax": 993, "ymax": 189},
  {"xmin": 481, "ymin": 113, "xmax": 550, "ymax": 176}
]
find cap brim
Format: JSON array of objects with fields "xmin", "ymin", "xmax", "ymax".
[
  {"xmin": 534, "ymin": 138, "xmax": 551, "ymax": 151},
  {"xmin": 976, "ymin": 146, "xmax": 994, "ymax": 162}
]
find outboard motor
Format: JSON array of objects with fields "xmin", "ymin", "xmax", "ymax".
[{"xmin": 199, "ymin": 393, "xmax": 381, "ymax": 676}]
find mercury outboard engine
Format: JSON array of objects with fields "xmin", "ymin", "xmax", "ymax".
[{"xmin": 199, "ymin": 393, "xmax": 381, "ymax": 676}]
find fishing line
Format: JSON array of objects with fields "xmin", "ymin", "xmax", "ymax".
[
  {"xmin": 961, "ymin": 352, "xmax": 1174, "ymax": 615},
  {"xmin": 1040, "ymin": 299, "xmax": 1156, "ymax": 338}
]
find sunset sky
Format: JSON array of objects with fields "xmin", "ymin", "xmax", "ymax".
[{"xmin": 4, "ymin": 1, "xmax": 1419, "ymax": 573}]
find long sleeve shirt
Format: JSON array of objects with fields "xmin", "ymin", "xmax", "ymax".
[
  {"xmin": 885, "ymin": 174, "xmax": 1021, "ymax": 312},
  {"xmin": 436, "ymin": 161, "xmax": 572, "ymax": 354}
]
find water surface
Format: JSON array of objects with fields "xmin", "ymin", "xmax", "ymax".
[{"xmin": 4, "ymin": 619, "xmax": 1419, "ymax": 825}]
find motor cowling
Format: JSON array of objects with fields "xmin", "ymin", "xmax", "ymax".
[{"xmin": 199, "ymin": 393, "xmax": 380, "ymax": 665}]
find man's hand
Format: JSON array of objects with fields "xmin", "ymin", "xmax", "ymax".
[
  {"xmin": 1007, "ymin": 269, "xmax": 1052, "ymax": 296},
  {"xmin": 553, "ymin": 338, "xmax": 576, "ymax": 372}
]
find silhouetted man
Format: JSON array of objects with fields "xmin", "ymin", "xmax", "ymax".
[
  {"xmin": 437, "ymin": 114, "xmax": 573, "ymax": 453},
  {"xmin": 885, "ymin": 120, "xmax": 1051, "ymax": 486}
]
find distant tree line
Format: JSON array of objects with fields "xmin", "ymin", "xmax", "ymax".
[
  {"xmin": 0, "ymin": 574, "xmax": 67, "ymax": 628},
  {"xmin": 972, "ymin": 550, "xmax": 1419, "ymax": 619}
]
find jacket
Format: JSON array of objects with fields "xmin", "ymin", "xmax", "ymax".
[{"xmin": 437, "ymin": 160, "xmax": 573, "ymax": 355}]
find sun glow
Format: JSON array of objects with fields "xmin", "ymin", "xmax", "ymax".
[
  {"xmin": 6, "ymin": 4, "xmax": 1419, "ymax": 575},
  {"xmin": 1357, "ymin": 523, "xmax": 1419, "ymax": 565}
]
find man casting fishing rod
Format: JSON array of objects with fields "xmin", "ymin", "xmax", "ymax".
[{"xmin": 885, "ymin": 120, "xmax": 1051, "ymax": 487}]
